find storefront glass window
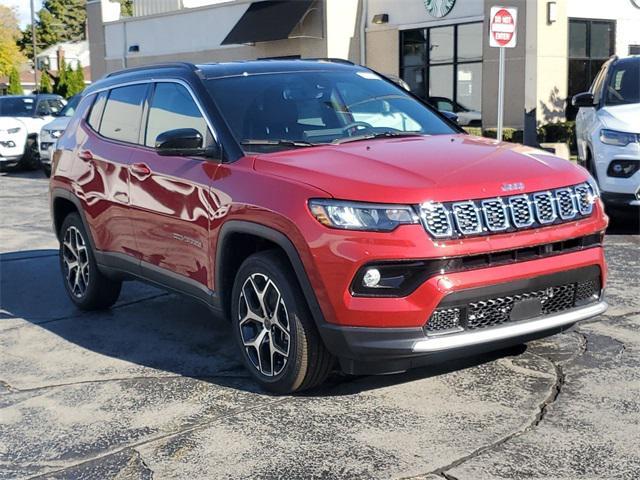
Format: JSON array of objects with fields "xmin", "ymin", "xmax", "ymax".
[
  {"xmin": 400, "ymin": 22, "xmax": 483, "ymax": 125},
  {"xmin": 567, "ymin": 19, "xmax": 615, "ymax": 119}
]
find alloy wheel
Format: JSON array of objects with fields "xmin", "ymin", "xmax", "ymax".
[
  {"xmin": 62, "ymin": 226, "xmax": 90, "ymax": 298},
  {"xmin": 238, "ymin": 273, "xmax": 291, "ymax": 376}
]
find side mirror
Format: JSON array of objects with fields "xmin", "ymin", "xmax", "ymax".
[
  {"xmin": 442, "ymin": 110, "xmax": 459, "ymax": 124},
  {"xmin": 155, "ymin": 128, "xmax": 220, "ymax": 159},
  {"xmin": 572, "ymin": 92, "xmax": 595, "ymax": 108}
]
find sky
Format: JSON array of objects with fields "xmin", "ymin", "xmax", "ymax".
[{"xmin": 5, "ymin": 0, "xmax": 44, "ymax": 28}]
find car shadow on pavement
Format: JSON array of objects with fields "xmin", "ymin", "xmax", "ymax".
[
  {"xmin": 1, "ymin": 249, "xmax": 526, "ymax": 397},
  {"xmin": 606, "ymin": 208, "xmax": 640, "ymax": 235}
]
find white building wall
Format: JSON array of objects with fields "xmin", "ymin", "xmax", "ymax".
[
  {"xmin": 104, "ymin": 2, "xmax": 252, "ymax": 61},
  {"xmin": 567, "ymin": 0, "xmax": 640, "ymax": 56},
  {"xmin": 366, "ymin": 0, "xmax": 484, "ymax": 29}
]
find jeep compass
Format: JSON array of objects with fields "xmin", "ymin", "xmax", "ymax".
[{"xmin": 50, "ymin": 60, "xmax": 608, "ymax": 393}]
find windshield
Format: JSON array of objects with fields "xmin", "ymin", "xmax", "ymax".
[
  {"xmin": 59, "ymin": 95, "xmax": 81, "ymax": 117},
  {"xmin": 205, "ymin": 70, "xmax": 456, "ymax": 152},
  {"xmin": 0, "ymin": 97, "xmax": 35, "ymax": 117},
  {"xmin": 605, "ymin": 60, "xmax": 640, "ymax": 106}
]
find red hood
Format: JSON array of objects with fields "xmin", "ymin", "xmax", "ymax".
[{"xmin": 253, "ymin": 134, "xmax": 589, "ymax": 203}]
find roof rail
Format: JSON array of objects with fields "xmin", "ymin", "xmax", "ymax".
[
  {"xmin": 105, "ymin": 62, "xmax": 199, "ymax": 78},
  {"xmin": 306, "ymin": 58, "xmax": 356, "ymax": 65}
]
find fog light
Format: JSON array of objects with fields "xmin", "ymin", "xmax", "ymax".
[{"xmin": 362, "ymin": 268, "xmax": 381, "ymax": 288}]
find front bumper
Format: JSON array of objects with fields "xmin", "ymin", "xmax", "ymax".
[
  {"xmin": 602, "ymin": 191, "xmax": 640, "ymax": 207},
  {"xmin": 317, "ymin": 259, "xmax": 606, "ymax": 375}
]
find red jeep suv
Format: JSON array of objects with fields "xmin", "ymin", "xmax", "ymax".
[{"xmin": 50, "ymin": 60, "xmax": 608, "ymax": 393}]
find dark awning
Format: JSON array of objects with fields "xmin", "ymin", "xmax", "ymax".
[{"xmin": 221, "ymin": 0, "xmax": 314, "ymax": 45}]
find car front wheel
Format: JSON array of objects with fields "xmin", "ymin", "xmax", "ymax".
[{"xmin": 231, "ymin": 251, "xmax": 333, "ymax": 393}]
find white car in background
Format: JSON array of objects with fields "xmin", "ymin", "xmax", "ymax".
[
  {"xmin": 573, "ymin": 56, "xmax": 640, "ymax": 209},
  {"xmin": 0, "ymin": 94, "xmax": 65, "ymax": 170},
  {"xmin": 39, "ymin": 95, "xmax": 81, "ymax": 177}
]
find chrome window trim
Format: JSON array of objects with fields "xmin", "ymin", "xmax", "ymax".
[
  {"xmin": 86, "ymin": 78, "xmax": 219, "ymax": 143},
  {"xmin": 508, "ymin": 194, "xmax": 535, "ymax": 228},
  {"xmin": 481, "ymin": 198, "xmax": 510, "ymax": 232},
  {"xmin": 451, "ymin": 201, "xmax": 483, "ymax": 235}
]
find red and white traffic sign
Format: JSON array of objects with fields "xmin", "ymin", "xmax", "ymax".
[{"xmin": 489, "ymin": 6, "xmax": 518, "ymax": 48}]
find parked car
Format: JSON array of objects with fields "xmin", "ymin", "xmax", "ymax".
[
  {"xmin": 0, "ymin": 94, "xmax": 65, "ymax": 170},
  {"xmin": 40, "ymin": 95, "xmax": 82, "ymax": 177},
  {"xmin": 573, "ymin": 55, "xmax": 640, "ymax": 209},
  {"xmin": 50, "ymin": 60, "xmax": 608, "ymax": 393},
  {"xmin": 428, "ymin": 96, "xmax": 481, "ymax": 126}
]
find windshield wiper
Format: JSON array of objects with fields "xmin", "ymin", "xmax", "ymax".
[
  {"xmin": 241, "ymin": 139, "xmax": 319, "ymax": 148},
  {"xmin": 332, "ymin": 131, "xmax": 423, "ymax": 145}
]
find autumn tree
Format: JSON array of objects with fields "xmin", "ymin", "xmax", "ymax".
[{"xmin": 0, "ymin": 5, "xmax": 26, "ymax": 78}]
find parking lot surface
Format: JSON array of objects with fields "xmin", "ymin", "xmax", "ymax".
[{"xmin": 1, "ymin": 171, "xmax": 639, "ymax": 479}]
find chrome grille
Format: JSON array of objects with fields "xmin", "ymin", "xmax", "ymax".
[
  {"xmin": 419, "ymin": 183, "xmax": 595, "ymax": 239},
  {"xmin": 532, "ymin": 191, "xmax": 557, "ymax": 224},
  {"xmin": 556, "ymin": 188, "xmax": 578, "ymax": 220},
  {"xmin": 452, "ymin": 201, "xmax": 482, "ymax": 235},
  {"xmin": 574, "ymin": 184, "xmax": 594, "ymax": 215},
  {"xmin": 420, "ymin": 202, "xmax": 452, "ymax": 238},
  {"xmin": 481, "ymin": 199, "xmax": 510, "ymax": 231},
  {"xmin": 508, "ymin": 195, "xmax": 534, "ymax": 227}
]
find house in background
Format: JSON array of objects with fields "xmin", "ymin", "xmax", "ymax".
[
  {"xmin": 86, "ymin": 0, "xmax": 640, "ymax": 130},
  {"xmin": 1, "ymin": 40, "xmax": 92, "ymax": 95}
]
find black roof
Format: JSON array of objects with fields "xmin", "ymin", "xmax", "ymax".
[{"xmin": 85, "ymin": 59, "xmax": 364, "ymax": 95}]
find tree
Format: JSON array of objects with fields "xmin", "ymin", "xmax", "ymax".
[
  {"xmin": 53, "ymin": 56, "xmax": 67, "ymax": 97},
  {"xmin": 72, "ymin": 61, "xmax": 85, "ymax": 94},
  {"xmin": 40, "ymin": 70, "xmax": 53, "ymax": 93},
  {"xmin": 0, "ymin": 5, "xmax": 26, "ymax": 77},
  {"xmin": 8, "ymin": 66, "xmax": 23, "ymax": 95},
  {"xmin": 19, "ymin": 0, "xmax": 87, "ymax": 59},
  {"xmin": 65, "ymin": 62, "xmax": 84, "ymax": 97},
  {"xmin": 118, "ymin": 0, "xmax": 133, "ymax": 17}
]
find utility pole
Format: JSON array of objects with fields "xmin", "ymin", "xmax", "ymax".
[{"xmin": 30, "ymin": 0, "xmax": 38, "ymax": 91}]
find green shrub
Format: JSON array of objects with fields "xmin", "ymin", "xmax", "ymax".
[
  {"xmin": 482, "ymin": 128, "xmax": 523, "ymax": 143},
  {"xmin": 538, "ymin": 121, "xmax": 576, "ymax": 153}
]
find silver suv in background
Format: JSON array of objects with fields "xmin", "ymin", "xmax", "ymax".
[{"xmin": 39, "ymin": 95, "xmax": 81, "ymax": 177}]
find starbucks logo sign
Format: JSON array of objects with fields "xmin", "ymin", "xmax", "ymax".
[{"xmin": 424, "ymin": 0, "xmax": 456, "ymax": 18}]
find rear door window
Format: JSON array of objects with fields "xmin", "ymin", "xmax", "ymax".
[{"xmin": 99, "ymin": 84, "xmax": 148, "ymax": 144}]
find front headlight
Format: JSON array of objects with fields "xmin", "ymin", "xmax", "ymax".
[
  {"xmin": 7, "ymin": 127, "xmax": 21, "ymax": 134},
  {"xmin": 309, "ymin": 199, "xmax": 419, "ymax": 231},
  {"xmin": 45, "ymin": 129, "xmax": 64, "ymax": 139},
  {"xmin": 599, "ymin": 129, "xmax": 638, "ymax": 147}
]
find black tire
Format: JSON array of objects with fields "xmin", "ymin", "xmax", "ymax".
[
  {"xmin": 585, "ymin": 149, "xmax": 599, "ymax": 182},
  {"xmin": 43, "ymin": 164, "xmax": 51, "ymax": 177},
  {"xmin": 231, "ymin": 250, "xmax": 333, "ymax": 394},
  {"xmin": 20, "ymin": 136, "xmax": 40, "ymax": 170},
  {"xmin": 59, "ymin": 213, "xmax": 122, "ymax": 310}
]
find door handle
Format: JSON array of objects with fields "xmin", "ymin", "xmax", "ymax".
[
  {"xmin": 78, "ymin": 150, "xmax": 93, "ymax": 161},
  {"xmin": 130, "ymin": 162, "xmax": 151, "ymax": 176}
]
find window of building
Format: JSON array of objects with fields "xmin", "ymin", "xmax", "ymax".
[
  {"xmin": 400, "ymin": 22, "xmax": 483, "ymax": 119},
  {"xmin": 567, "ymin": 19, "xmax": 615, "ymax": 119},
  {"xmin": 99, "ymin": 84, "xmax": 148, "ymax": 144},
  {"xmin": 145, "ymin": 82, "xmax": 208, "ymax": 147},
  {"xmin": 630, "ymin": 45, "xmax": 640, "ymax": 55}
]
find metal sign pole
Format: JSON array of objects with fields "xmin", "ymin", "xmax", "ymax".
[
  {"xmin": 497, "ymin": 46, "xmax": 505, "ymax": 142},
  {"xmin": 31, "ymin": 0, "xmax": 38, "ymax": 91}
]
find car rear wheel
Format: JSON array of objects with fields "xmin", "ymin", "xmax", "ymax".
[
  {"xmin": 231, "ymin": 251, "xmax": 333, "ymax": 393},
  {"xmin": 59, "ymin": 213, "xmax": 122, "ymax": 310}
]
